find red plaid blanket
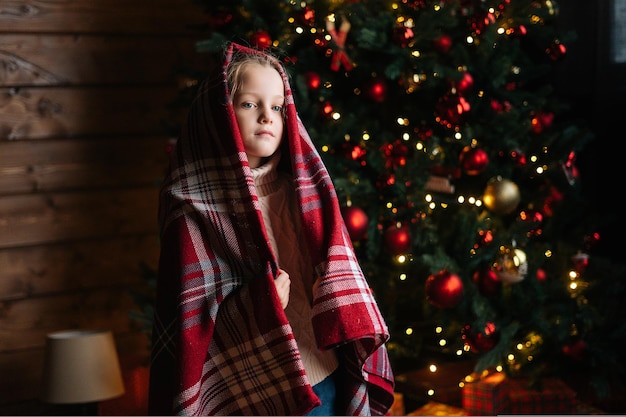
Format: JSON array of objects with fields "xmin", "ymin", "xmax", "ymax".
[{"xmin": 149, "ymin": 42, "xmax": 394, "ymax": 415}]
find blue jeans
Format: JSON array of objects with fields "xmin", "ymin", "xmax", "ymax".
[{"xmin": 305, "ymin": 372, "xmax": 337, "ymax": 416}]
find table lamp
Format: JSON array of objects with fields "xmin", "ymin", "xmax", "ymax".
[{"xmin": 41, "ymin": 329, "xmax": 125, "ymax": 415}]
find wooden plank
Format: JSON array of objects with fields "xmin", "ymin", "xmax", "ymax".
[
  {"xmin": 0, "ymin": 0, "xmax": 207, "ymax": 34},
  {"xmin": 0, "ymin": 34, "xmax": 213, "ymax": 86},
  {"xmin": 0, "ymin": 136, "xmax": 171, "ymax": 195},
  {"xmin": 0, "ymin": 86, "xmax": 186, "ymax": 140},
  {"xmin": 0, "ymin": 187, "xmax": 160, "ymax": 248},
  {"xmin": 0, "ymin": 289, "xmax": 149, "ymax": 351},
  {"xmin": 0, "ymin": 235, "xmax": 159, "ymax": 300}
]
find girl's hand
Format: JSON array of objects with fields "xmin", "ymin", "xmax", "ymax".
[{"xmin": 274, "ymin": 269, "xmax": 291, "ymax": 310}]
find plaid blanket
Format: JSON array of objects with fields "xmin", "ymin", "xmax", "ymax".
[{"xmin": 149, "ymin": 42, "xmax": 394, "ymax": 415}]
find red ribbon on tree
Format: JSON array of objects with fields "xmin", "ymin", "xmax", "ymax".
[{"xmin": 326, "ymin": 16, "xmax": 353, "ymax": 71}]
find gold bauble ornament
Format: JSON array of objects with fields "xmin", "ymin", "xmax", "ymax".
[
  {"xmin": 491, "ymin": 245, "xmax": 528, "ymax": 284},
  {"xmin": 483, "ymin": 176, "xmax": 521, "ymax": 215}
]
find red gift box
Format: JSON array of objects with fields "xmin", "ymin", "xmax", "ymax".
[
  {"xmin": 506, "ymin": 377, "xmax": 577, "ymax": 414},
  {"xmin": 462, "ymin": 372, "xmax": 509, "ymax": 416}
]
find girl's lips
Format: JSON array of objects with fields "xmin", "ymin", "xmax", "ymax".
[{"xmin": 256, "ymin": 130, "xmax": 274, "ymax": 137}]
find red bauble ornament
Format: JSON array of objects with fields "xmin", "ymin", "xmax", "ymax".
[
  {"xmin": 384, "ymin": 224, "xmax": 411, "ymax": 255},
  {"xmin": 462, "ymin": 322, "xmax": 499, "ymax": 353},
  {"xmin": 459, "ymin": 146, "xmax": 489, "ymax": 175},
  {"xmin": 393, "ymin": 25, "xmax": 415, "ymax": 47},
  {"xmin": 305, "ymin": 71, "xmax": 321, "ymax": 90},
  {"xmin": 342, "ymin": 206, "xmax": 368, "ymax": 241},
  {"xmin": 472, "ymin": 268, "xmax": 501, "ymax": 297},
  {"xmin": 365, "ymin": 77, "xmax": 387, "ymax": 102},
  {"xmin": 433, "ymin": 34, "xmax": 453, "ymax": 53},
  {"xmin": 250, "ymin": 30, "xmax": 272, "ymax": 50},
  {"xmin": 425, "ymin": 270, "xmax": 464, "ymax": 309}
]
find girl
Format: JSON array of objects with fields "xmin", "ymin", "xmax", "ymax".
[{"xmin": 149, "ymin": 42, "xmax": 394, "ymax": 416}]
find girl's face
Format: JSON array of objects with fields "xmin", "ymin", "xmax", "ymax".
[{"xmin": 233, "ymin": 63, "xmax": 285, "ymax": 169}]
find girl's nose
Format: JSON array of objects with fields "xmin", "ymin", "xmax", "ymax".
[{"xmin": 259, "ymin": 107, "xmax": 273, "ymax": 123}]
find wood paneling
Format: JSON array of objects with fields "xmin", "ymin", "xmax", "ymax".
[
  {"xmin": 0, "ymin": 0, "xmax": 209, "ymax": 410},
  {"xmin": 0, "ymin": 187, "xmax": 160, "ymax": 248},
  {"xmin": 0, "ymin": 0, "xmax": 207, "ymax": 34},
  {"xmin": 0, "ymin": 86, "xmax": 183, "ymax": 140},
  {"xmin": 0, "ymin": 34, "xmax": 211, "ymax": 86},
  {"xmin": 0, "ymin": 236, "xmax": 160, "ymax": 300},
  {"xmin": 0, "ymin": 136, "xmax": 170, "ymax": 195}
]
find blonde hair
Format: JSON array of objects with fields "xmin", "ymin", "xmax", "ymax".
[{"xmin": 227, "ymin": 51, "xmax": 283, "ymax": 100}]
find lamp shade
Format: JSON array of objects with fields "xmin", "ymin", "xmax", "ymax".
[{"xmin": 41, "ymin": 329, "xmax": 125, "ymax": 404}]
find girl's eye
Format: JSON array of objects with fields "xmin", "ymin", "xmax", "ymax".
[
  {"xmin": 272, "ymin": 105, "xmax": 283, "ymax": 112},
  {"xmin": 241, "ymin": 102, "xmax": 255, "ymax": 109}
]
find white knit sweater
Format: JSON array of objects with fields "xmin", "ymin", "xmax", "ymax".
[{"xmin": 251, "ymin": 154, "xmax": 339, "ymax": 386}]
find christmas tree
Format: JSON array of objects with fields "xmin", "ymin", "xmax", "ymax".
[{"xmin": 161, "ymin": 0, "xmax": 625, "ymax": 399}]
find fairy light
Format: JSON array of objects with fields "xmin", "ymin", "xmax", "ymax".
[
  {"xmin": 399, "ymin": 273, "xmax": 407, "ymax": 281},
  {"xmin": 405, "ymin": 327, "xmax": 413, "ymax": 335},
  {"xmin": 429, "ymin": 364, "xmax": 437, "ymax": 372}
]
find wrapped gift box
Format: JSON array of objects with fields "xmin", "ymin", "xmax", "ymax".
[
  {"xmin": 462, "ymin": 372, "xmax": 509, "ymax": 416},
  {"xmin": 506, "ymin": 377, "xmax": 577, "ymax": 414}
]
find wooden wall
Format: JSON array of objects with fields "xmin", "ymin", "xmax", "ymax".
[{"xmin": 0, "ymin": 1, "xmax": 212, "ymax": 413}]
